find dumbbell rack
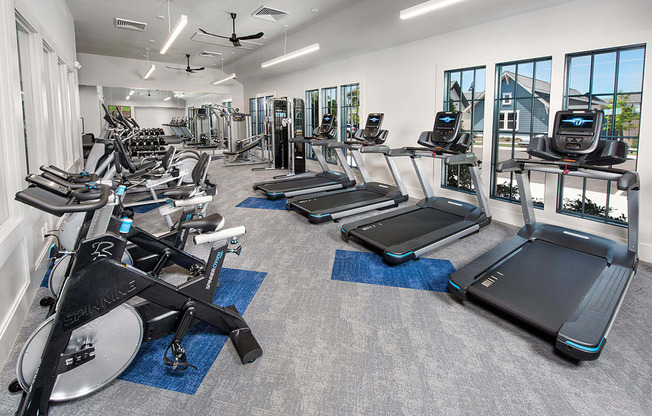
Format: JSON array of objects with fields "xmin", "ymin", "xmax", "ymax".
[{"xmin": 129, "ymin": 128, "xmax": 167, "ymax": 158}]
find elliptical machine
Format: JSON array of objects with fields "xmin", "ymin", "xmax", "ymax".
[{"xmin": 11, "ymin": 182, "xmax": 261, "ymax": 416}]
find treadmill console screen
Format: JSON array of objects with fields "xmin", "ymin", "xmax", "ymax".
[
  {"xmin": 316, "ymin": 114, "xmax": 336, "ymax": 137},
  {"xmin": 552, "ymin": 110, "xmax": 603, "ymax": 154},
  {"xmin": 363, "ymin": 113, "xmax": 384, "ymax": 137},
  {"xmin": 432, "ymin": 111, "xmax": 461, "ymax": 143}
]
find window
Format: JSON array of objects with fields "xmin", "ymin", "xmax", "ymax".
[
  {"xmin": 249, "ymin": 98, "xmax": 256, "ymax": 135},
  {"xmin": 16, "ymin": 22, "xmax": 37, "ymax": 174},
  {"xmin": 305, "ymin": 89, "xmax": 319, "ymax": 159},
  {"xmin": 340, "ymin": 83, "xmax": 360, "ymax": 166},
  {"xmin": 256, "ymin": 97, "xmax": 264, "ymax": 135},
  {"xmin": 498, "ymin": 111, "xmax": 519, "ymax": 130},
  {"xmin": 443, "ymin": 66, "xmax": 485, "ymax": 192},
  {"xmin": 321, "ymin": 87, "xmax": 337, "ymax": 163},
  {"xmin": 492, "ymin": 57, "xmax": 552, "ymax": 207},
  {"xmin": 559, "ymin": 45, "xmax": 645, "ymax": 224}
]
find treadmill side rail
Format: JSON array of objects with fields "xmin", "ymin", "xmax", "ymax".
[{"xmin": 556, "ymin": 264, "xmax": 634, "ymax": 360}]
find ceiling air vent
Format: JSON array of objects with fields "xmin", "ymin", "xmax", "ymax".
[
  {"xmin": 251, "ymin": 6, "xmax": 288, "ymax": 22},
  {"xmin": 199, "ymin": 51, "xmax": 223, "ymax": 58},
  {"xmin": 115, "ymin": 18, "xmax": 147, "ymax": 32}
]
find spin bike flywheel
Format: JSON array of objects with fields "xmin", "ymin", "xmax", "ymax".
[{"xmin": 16, "ymin": 303, "xmax": 143, "ymax": 401}]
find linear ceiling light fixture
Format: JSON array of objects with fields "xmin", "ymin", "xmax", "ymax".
[
  {"xmin": 143, "ymin": 48, "xmax": 155, "ymax": 79},
  {"xmin": 213, "ymin": 73, "xmax": 236, "ymax": 85},
  {"xmin": 160, "ymin": 1, "xmax": 187, "ymax": 55},
  {"xmin": 400, "ymin": 0, "xmax": 465, "ymax": 20},
  {"xmin": 164, "ymin": 96, "xmax": 171, "ymax": 101},
  {"xmin": 126, "ymin": 95, "xmax": 131, "ymax": 100},
  {"xmin": 129, "ymin": 89, "xmax": 135, "ymax": 96},
  {"xmin": 261, "ymin": 43, "xmax": 319, "ymax": 68}
]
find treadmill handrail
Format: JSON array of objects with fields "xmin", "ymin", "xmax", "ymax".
[{"xmin": 497, "ymin": 158, "xmax": 640, "ymax": 191}]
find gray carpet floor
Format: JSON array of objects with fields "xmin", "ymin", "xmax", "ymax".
[{"xmin": 1, "ymin": 160, "xmax": 651, "ymax": 415}]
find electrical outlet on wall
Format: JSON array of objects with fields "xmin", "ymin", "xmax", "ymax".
[{"xmin": 41, "ymin": 223, "xmax": 48, "ymax": 242}]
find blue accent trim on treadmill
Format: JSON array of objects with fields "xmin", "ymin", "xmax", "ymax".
[
  {"xmin": 386, "ymin": 251, "xmax": 413, "ymax": 258},
  {"xmin": 236, "ymin": 197, "xmax": 287, "ymax": 210},
  {"xmin": 267, "ymin": 192, "xmax": 283, "ymax": 196},
  {"xmin": 118, "ymin": 267, "xmax": 267, "ymax": 394},
  {"xmin": 341, "ymin": 228, "xmax": 346, "ymax": 233},
  {"xmin": 310, "ymin": 213, "xmax": 330, "ymax": 218},
  {"xmin": 448, "ymin": 279, "xmax": 461, "ymax": 290},
  {"xmin": 564, "ymin": 338, "xmax": 604, "ymax": 353},
  {"xmin": 40, "ymin": 258, "xmax": 55, "ymax": 288},
  {"xmin": 331, "ymin": 249, "xmax": 455, "ymax": 292}
]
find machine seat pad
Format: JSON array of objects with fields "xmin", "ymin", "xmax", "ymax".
[
  {"xmin": 179, "ymin": 213, "xmax": 224, "ymax": 232},
  {"xmin": 163, "ymin": 185, "xmax": 195, "ymax": 199}
]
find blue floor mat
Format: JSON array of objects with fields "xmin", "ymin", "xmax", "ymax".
[
  {"xmin": 118, "ymin": 267, "xmax": 267, "ymax": 394},
  {"xmin": 331, "ymin": 249, "xmax": 455, "ymax": 292},
  {"xmin": 236, "ymin": 197, "xmax": 287, "ymax": 210}
]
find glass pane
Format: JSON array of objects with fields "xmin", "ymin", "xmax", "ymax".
[
  {"xmin": 617, "ymin": 48, "xmax": 645, "ymax": 93},
  {"xmin": 613, "ymin": 93, "xmax": 641, "ymax": 138},
  {"xmin": 461, "ymin": 70, "xmax": 474, "ymax": 101},
  {"xmin": 566, "ymin": 95, "xmax": 590, "ymax": 111},
  {"xmin": 567, "ymin": 55, "xmax": 591, "ymax": 95},
  {"xmin": 515, "ymin": 98, "xmax": 532, "ymax": 134},
  {"xmin": 495, "ymin": 172, "xmax": 515, "ymax": 201},
  {"xmin": 529, "ymin": 171, "xmax": 546, "ymax": 206},
  {"xmin": 474, "ymin": 68, "xmax": 486, "ymax": 100},
  {"xmin": 472, "ymin": 99, "xmax": 484, "ymax": 131},
  {"xmin": 591, "ymin": 94, "xmax": 614, "ymax": 137},
  {"xmin": 449, "ymin": 71, "xmax": 461, "ymax": 88},
  {"xmin": 560, "ymin": 176, "xmax": 586, "ymax": 215},
  {"xmin": 447, "ymin": 101, "xmax": 461, "ymax": 112},
  {"xmin": 535, "ymin": 59, "xmax": 552, "ymax": 83},
  {"xmin": 591, "ymin": 52, "xmax": 617, "ymax": 95},
  {"xmin": 495, "ymin": 133, "xmax": 514, "ymax": 162},
  {"xmin": 498, "ymin": 65, "xmax": 516, "ymax": 97},
  {"xmin": 516, "ymin": 62, "xmax": 534, "ymax": 98},
  {"xmin": 608, "ymin": 185, "xmax": 628, "ymax": 223}
]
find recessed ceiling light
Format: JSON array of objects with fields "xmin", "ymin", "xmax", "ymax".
[
  {"xmin": 157, "ymin": 15, "xmax": 166, "ymax": 20},
  {"xmin": 230, "ymin": 52, "xmax": 235, "ymax": 55},
  {"xmin": 148, "ymin": 39, "xmax": 156, "ymax": 43},
  {"xmin": 311, "ymin": 8, "xmax": 319, "ymax": 13}
]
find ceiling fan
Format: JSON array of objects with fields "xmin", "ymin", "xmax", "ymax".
[
  {"xmin": 166, "ymin": 54, "xmax": 205, "ymax": 73},
  {"xmin": 198, "ymin": 12, "xmax": 264, "ymax": 47}
]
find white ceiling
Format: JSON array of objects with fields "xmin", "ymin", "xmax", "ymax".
[{"xmin": 67, "ymin": 0, "xmax": 576, "ymax": 82}]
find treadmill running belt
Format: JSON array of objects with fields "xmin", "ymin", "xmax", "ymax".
[
  {"xmin": 354, "ymin": 208, "xmax": 462, "ymax": 247},
  {"xmin": 295, "ymin": 189, "xmax": 382, "ymax": 211},
  {"xmin": 261, "ymin": 176, "xmax": 336, "ymax": 193},
  {"xmin": 469, "ymin": 239, "xmax": 607, "ymax": 335}
]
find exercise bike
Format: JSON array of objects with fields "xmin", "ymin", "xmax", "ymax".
[{"xmin": 11, "ymin": 182, "xmax": 261, "ymax": 416}]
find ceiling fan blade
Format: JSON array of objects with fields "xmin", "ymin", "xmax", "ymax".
[
  {"xmin": 237, "ymin": 32, "xmax": 264, "ymax": 41},
  {"xmin": 198, "ymin": 28, "xmax": 230, "ymax": 40},
  {"xmin": 232, "ymin": 39, "xmax": 242, "ymax": 47},
  {"xmin": 166, "ymin": 66, "xmax": 186, "ymax": 70},
  {"xmin": 192, "ymin": 67, "xmax": 205, "ymax": 71}
]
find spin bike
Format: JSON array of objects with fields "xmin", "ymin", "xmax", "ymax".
[{"xmin": 11, "ymin": 182, "xmax": 261, "ymax": 416}]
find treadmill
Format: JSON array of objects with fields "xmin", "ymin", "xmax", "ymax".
[
  {"xmin": 342, "ymin": 111, "xmax": 491, "ymax": 265},
  {"xmin": 252, "ymin": 114, "xmax": 356, "ymax": 200},
  {"xmin": 448, "ymin": 110, "xmax": 639, "ymax": 361},
  {"xmin": 287, "ymin": 113, "xmax": 409, "ymax": 223}
]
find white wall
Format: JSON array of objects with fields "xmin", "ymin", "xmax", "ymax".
[
  {"xmin": 243, "ymin": 0, "xmax": 652, "ymax": 261},
  {"xmin": 0, "ymin": 0, "xmax": 80, "ymax": 366}
]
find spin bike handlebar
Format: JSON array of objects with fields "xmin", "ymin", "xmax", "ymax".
[{"xmin": 15, "ymin": 184, "xmax": 111, "ymax": 216}]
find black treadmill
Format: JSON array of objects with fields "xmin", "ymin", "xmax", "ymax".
[
  {"xmin": 252, "ymin": 114, "xmax": 356, "ymax": 200},
  {"xmin": 449, "ymin": 110, "xmax": 640, "ymax": 361},
  {"xmin": 341, "ymin": 111, "xmax": 491, "ymax": 265},
  {"xmin": 287, "ymin": 113, "xmax": 409, "ymax": 223}
]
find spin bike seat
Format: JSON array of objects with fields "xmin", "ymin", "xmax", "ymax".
[
  {"xmin": 163, "ymin": 185, "xmax": 195, "ymax": 199},
  {"xmin": 179, "ymin": 213, "xmax": 225, "ymax": 232}
]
